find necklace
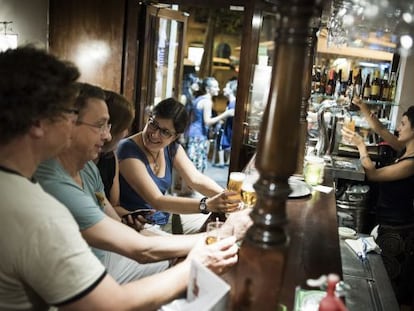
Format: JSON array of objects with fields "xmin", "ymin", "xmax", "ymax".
[{"xmin": 140, "ymin": 135, "xmax": 161, "ymax": 174}]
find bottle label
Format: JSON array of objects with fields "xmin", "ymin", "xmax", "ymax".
[{"xmin": 371, "ymin": 85, "xmax": 380, "ymax": 96}]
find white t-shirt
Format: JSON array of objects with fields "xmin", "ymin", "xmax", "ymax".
[{"xmin": 0, "ymin": 170, "xmax": 106, "ymax": 310}]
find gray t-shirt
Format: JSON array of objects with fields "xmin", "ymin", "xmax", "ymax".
[
  {"xmin": 0, "ymin": 170, "xmax": 105, "ymax": 309},
  {"xmin": 35, "ymin": 159, "xmax": 106, "ymax": 260}
]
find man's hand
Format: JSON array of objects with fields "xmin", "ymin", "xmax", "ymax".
[
  {"xmin": 186, "ymin": 235, "xmax": 239, "ymax": 275},
  {"xmin": 225, "ymin": 207, "xmax": 253, "ymax": 242}
]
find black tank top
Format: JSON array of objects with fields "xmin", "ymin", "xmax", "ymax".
[
  {"xmin": 96, "ymin": 151, "xmax": 116, "ymax": 201},
  {"xmin": 377, "ymin": 156, "xmax": 414, "ymax": 225}
]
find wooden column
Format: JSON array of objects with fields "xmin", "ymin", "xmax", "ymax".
[
  {"xmin": 231, "ymin": 1, "xmax": 322, "ymax": 310},
  {"xmin": 295, "ymin": 25, "xmax": 319, "ymax": 175}
]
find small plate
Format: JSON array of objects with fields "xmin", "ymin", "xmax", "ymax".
[{"xmin": 338, "ymin": 226, "xmax": 357, "ymax": 239}]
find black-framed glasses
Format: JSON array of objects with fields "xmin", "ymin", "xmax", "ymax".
[
  {"xmin": 147, "ymin": 117, "xmax": 176, "ymax": 139},
  {"xmin": 76, "ymin": 120, "xmax": 112, "ymax": 134}
]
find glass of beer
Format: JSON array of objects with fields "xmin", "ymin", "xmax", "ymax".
[
  {"xmin": 205, "ymin": 221, "xmax": 234, "ymax": 245},
  {"xmin": 241, "ymin": 181, "xmax": 257, "ymax": 208},
  {"xmin": 227, "ymin": 172, "xmax": 246, "ymax": 199},
  {"xmin": 344, "ymin": 116, "xmax": 355, "ymax": 132}
]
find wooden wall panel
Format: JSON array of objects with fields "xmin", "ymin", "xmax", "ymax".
[{"xmin": 49, "ymin": 0, "xmax": 126, "ymax": 92}]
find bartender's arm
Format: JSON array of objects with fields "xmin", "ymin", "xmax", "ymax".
[{"xmin": 352, "ymin": 98, "xmax": 404, "ymax": 152}]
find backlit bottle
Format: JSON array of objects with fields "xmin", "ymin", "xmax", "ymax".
[
  {"xmin": 354, "ymin": 68, "xmax": 362, "ymax": 98},
  {"xmin": 344, "ymin": 70, "xmax": 353, "ymax": 100},
  {"xmin": 381, "ymin": 68, "xmax": 390, "ymax": 101},
  {"xmin": 362, "ymin": 74, "xmax": 371, "ymax": 100},
  {"xmin": 370, "ymin": 70, "xmax": 381, "ymax": 101},
  {"xmin": 326, "ymin": 69, "xmax": 336, "ymax": 96},
  {"xmin": 388, "ymin": 71, "xmax": 397, "ymax": 102}
]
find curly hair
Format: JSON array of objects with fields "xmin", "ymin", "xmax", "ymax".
[
  {"xmin": 151, "ymin": 98, "xmax": 189, "ymax": 134},
  {"xmin": 0, "ymin": 46, "xmax": 80, "ymax": 144}
]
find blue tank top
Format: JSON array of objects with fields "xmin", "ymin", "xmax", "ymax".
[{"xmin": 117, "ymin": 138, "xmax": 178, "ymax": 225}]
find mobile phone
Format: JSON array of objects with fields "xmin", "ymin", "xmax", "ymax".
[{"xmin": 121, "ymin": 209, "xmax": 154, "ymax": 223}]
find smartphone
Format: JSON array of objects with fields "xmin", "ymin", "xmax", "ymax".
[{"xmin": 121, "ymin": 209, "xmax": 154, "ymax": 223}]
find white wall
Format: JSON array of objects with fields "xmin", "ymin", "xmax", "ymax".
[{"xmin": 0, "ymin": 0, "xmax": 48, "ymax": 49}]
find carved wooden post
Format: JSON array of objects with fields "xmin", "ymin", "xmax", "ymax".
[
  {"xmin": 231, "ymin": 1, "xmax": 322, "ymax": 310},
  {"xmin": 296, "ymin": 25, "xmax": 319, "ymax": 175}
]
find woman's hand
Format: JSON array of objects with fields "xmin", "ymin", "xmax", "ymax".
[
  {"xmin": 186, "ymin": 235, "xmax": 239, "ymax": 275},
  {"xmin": 341, "ymin": 126, "xmax": 365, "ymax": 147},
  {"xmin": 352, "ymin": 97, "xmax": 370, "ymax": 116},
  {"xmin": 206, "ymin": 190, "xmax": 242, "ymax": 213}
]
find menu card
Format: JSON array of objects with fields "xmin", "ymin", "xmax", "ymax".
[{"xmin": 159, "ymin": 260, "xmax": 230, "ymax": 311}]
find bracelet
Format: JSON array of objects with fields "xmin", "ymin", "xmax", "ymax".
[{"xmin": 360, "ymin": 155, "xmax": 370, "ymax": 161}]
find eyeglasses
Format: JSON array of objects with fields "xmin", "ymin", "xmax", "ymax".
[
  {"xmin": 147, "ymin": 117, "xmax": 176, "ymax": 139},
  {"xmin": 76, "ymin": 120, "xmax": 112, "ymax": 134}
]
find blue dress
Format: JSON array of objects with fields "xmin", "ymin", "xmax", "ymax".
[
  {"xmin": 117, "ymin": 138, "xmax": 178, "ymax": 226},
  {"xmin": 220, "ymin": 99, "xmax": 235, "ymax": 151},
  {"xmin": 186, "ymin": 95, "xmax": 210, "ymax": 172}
]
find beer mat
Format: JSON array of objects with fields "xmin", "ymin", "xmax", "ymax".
[
  {"xmin": 312, "ymin": 185, "xmax": 333, "ymax": 193},
  {"xmin": 288, "ymin": 177, "xmax": 312, "ymax": 198}
]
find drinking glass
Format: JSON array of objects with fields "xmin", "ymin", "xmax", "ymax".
[
  {"xmin": 205, "ymin": 221, "xmax": 234, "ymax": 245},
  {"xmin": 241, "ymin": 181, "xmax": 257, "ymax": 208}
]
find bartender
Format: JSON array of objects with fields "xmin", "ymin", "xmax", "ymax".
[{"xmin": 342, "ymin": 98, "xmax": 414, "ymax": 309}]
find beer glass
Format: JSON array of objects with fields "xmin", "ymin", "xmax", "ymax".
[
  {"xmin": 241, "ymin": 181, "xmax": 257, "ymax": 208},
  {"xmin": 205, "ymin": 221, "xmax": 234, "ymax": 245}
]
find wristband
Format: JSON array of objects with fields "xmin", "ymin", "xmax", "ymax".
[{"xmin": 360, "ymin": 155, "xmax": 369, "ymax": 161}]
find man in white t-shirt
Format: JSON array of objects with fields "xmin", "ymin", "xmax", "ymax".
[{"xmin": 0, "ymin": 46, "xmax": 241, "ymax": 310}]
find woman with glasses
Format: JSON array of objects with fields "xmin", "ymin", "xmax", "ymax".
[
  {"xmin": 117, "ymin": 98, "xmax": 241, "ymax": 234},
  {"xmin": 186, "ymin": 77, "xmax": 234, "ymax": 173}
]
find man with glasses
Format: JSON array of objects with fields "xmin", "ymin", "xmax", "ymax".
[
  {"xmin": 35, "ymin": 83, "xmax": 251, "ymax": 284},
  {"xmin": 0, "ymin": 46, "xmax": 242, "ymax": 310}
]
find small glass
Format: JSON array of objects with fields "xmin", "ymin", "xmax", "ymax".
[
  {"xmin": 304, "ymin": 156, "xmax": 325, "ymax": 186},
  {"xmin": 205, "ymin": 221, "xmax": 234, "ymax": 245}
]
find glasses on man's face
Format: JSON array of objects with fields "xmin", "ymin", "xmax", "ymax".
[
  {"xmin": 76, "ymin": 120, "xmax": 112, "ymax": 134},
  {"xmin": 147, "ymin": 117, "xmax": 176, "ymax": 139}
]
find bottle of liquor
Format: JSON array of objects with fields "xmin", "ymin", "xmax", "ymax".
[
  {"xmin": 311, "ymin": 66, "xmax": 319, "ymax": 94},
  {"xmin": 345, "ymin": 70, "xmax": 354, "ymax": 100},
  {"xmin": 362, "ymin": 74, "xmax": 371, "ymax": 100},
  {"xmin": 325, "ymin": 69, "xmax": 336, "ymax": 96},
  {"xmin": 388, "ymin": 71, "xmax": 397, "ymax": 101},
  {"xmin": 381, "ymin": 68, "xmax": 390, "ymax": 101},
  {"xmin": 354, "ymin": 68, "xmax": 363, "ymax": 98},
  {"xmin": 370, "ymin": 70, "xmax": 381, "ymax": 101},
  {"xmin": 319, "ymin": 68, "xmax": 327, "ymax": 95},
  {"xmin": 334, "ymin": 69, "xmax": 342, "ymax": 98}
]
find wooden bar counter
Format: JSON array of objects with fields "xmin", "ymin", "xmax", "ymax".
[{"xmin": 224, "ymin": 182, "xmax": 342, "ymax": 310}]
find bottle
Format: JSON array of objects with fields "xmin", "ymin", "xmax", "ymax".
[
  {"xmin": 325, "ymin": 69, "xmax": 336, "ymax": 96},
  {"xmin": 318, "ymin": 274, "xmax": 348, "ymax": 311},
  {"xmin": 311, "ymin": 66, "xmax": 319, "ymax": 94},
  {"xmin": 344, "ymin": 70, "xmax": 353, "ymax": 100},
  {"xmin": 362, "ymin": 73, "xmax": 371, "ymax": 100},
  {"xmin": 388, "ymin": 71, "xmax": 397, "ymax": 102},
  {"xmin": 354, "ymin": 68, "xmax": 363, "ymax": 98},
  {"xmin": 319, "ymin": 68, "xmax": 327, "ymax": 95},
  {"xmin": 370, "ymin": 70, "xmax": 381, "ymax": 101},
  {"xmin": 334, "ymin": 69, "xmax": 342, "ymax": 98},
  {"xmin": 381, "ymin": 68, "xmax": 390, "ymax": 101}
]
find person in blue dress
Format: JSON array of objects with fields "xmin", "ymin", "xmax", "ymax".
[
  {"xmin": 186, "ymin": 77, "xmax": 234, "ymax": 172},
  {"xmin": 215, "ymin": 78, "xmax": 237, "ymax": 167}
]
